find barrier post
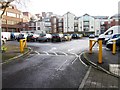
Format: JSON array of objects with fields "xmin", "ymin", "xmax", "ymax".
[
  {"xmin": 112, "ymin": 40, "xmax": 116, "ymax": 54},
  {"xmin": 20, "ymin": 39, "xmax": 23, "ymax": 53},
  {"xmin": 89, "ymin": 40, "xmax": 92, "ymax": 54},
  {"xmin": 98, "ymin": 40, "xmax": 102, "ymax": 64}
]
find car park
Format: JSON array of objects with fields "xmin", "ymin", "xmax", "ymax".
[
  {"xmin": 37, "ymin": 34, "xmax": 52, "ymax": 42},
  {"xmin": 27, "ymin": 33, "xmax": 39, "ymax": 42},
  {"xmin": 51, "ymin": 33, "xmax": 64, "ymax": 42},
  {"xmin": 106, "ymin": 36, "xmax": 120, "ymax": 50},
  {"xmin": 63, "ymin": 34, "xmax": 72, "ymax": 41}
]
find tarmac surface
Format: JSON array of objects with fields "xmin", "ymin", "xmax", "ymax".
[{"xmin": 2, "ymin": 40, "xmax": 120, "ymax": 89}]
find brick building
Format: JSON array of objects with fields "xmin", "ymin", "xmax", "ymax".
[{"xmin": 1, "ymin": 4, "xmax": 23, "ymax": 32}]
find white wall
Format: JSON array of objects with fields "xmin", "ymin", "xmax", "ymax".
[{"xmin": 63, "ymin": 12, "xmax": 75, "ymax": 33}]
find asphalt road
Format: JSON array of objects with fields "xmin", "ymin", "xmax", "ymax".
[{"xmin": 3, "ymin": 38, "xmax": 90, "ymax": 88}]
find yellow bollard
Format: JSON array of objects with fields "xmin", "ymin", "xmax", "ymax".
[
  {"xmin": 20, "ymin": 39, "xmax": 23, "ymax": 53},
  {"xmin": 112, "ymin": 40, "xmax": 116, "ymax": 54},
  {"xmin": 98, "ymin": 40, "xmax": 102, "ymax": 64},
  {"xmin": 89, "ymin": 40, "xmax": 92, "ymax": 54}
]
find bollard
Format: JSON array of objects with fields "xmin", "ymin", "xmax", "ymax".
[
  {"xmin": 20, "ymin": 39, "xmax": 23, "ymax": 53},
  {"xmin": 112, "ymin": 40, "xmax": 116, "ymax": 54},
  {"xmin": 89, "ymin": 40, "xmax": 92, "ymax": 54},
  {"xmin": 98, "ymin": 40, "xmax": 102, "ymax": 64}
]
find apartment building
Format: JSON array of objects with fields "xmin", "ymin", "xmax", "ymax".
[
  {"xmin": 1, "ymin": 4, "xmax": 23, "ymax": 32},
  {"xmin": 78, "ymin": 14, "xmax": 96, "ymax": 36},
  {"xmin": 63, "ymin": 12, "xmax": 75, "ymax": 33}
]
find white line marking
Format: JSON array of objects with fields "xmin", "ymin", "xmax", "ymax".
[
  {"xmin": 69, "ymin": 52, "xmax": 78, "ymax": 57},
  {"xmin": 53, "ymin": 52, "xmax": 58, "ymax": 56},
  {"xmin": 79, "ymin": 66, "xmax": 91, "ymax": 89},
  {"xmin": 43, "ymin": 51, "xmax": 49, "ymax": 55},
  {"xmin": 57, "ymin": 59, "xmax": 68, "ymax": 71},
  {"xmin": 35, "ymin": 51, "xmax": 40, "ymax": 55},
  {"xmin": 79, "ymin": 52, "xmax": 88, "ymax": 67},
  {"xmin": 68, "ymin": 49, "xmax": 74, "ymax": 52},
  {"xmin": 72, "ymin": 57, "xmax": 78, "ymax": 64},
  {"xmin": 58, "ymin": 51, "xmax": 68, "ymax": 56}
]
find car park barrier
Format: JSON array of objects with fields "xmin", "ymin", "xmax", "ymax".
[
  {"xmin": 112, "ymin": 40, "xmax": 116, "ymax": 55},
  {"xmin": 89, "ymin": 39, "xmax": 103, "ymax": 64},
  {"xmin": 20, "ymin": 39, "xmax": 27, "ymax": 53}
]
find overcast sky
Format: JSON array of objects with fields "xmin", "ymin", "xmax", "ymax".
[{"xmin": 17, "ymin": 0, "xmax": 120, "ymax": 17}]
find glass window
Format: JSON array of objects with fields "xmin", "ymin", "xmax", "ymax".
[{"xmin": 7, "ymin": 12, "xmax": 16, "ymax": 17}]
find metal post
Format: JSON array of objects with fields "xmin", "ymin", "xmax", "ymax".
[
  {"xmin": 112, "ymin": 40, "xmax": 116, "ymax": 54},
  {"xmin": 89, "ymin": 40, "xmax": 92, "ymax": 54},
  {"xmin": 98, "ymin": 40, "xmax": 102, "ymax": 64},
  {"xmin": 20, "ymin": 39, "xmax": 23, "ymax": 53}
]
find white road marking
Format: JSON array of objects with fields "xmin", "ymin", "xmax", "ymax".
[
  {"xmin": 57, "ymin": 59, "xmax": 68, "ymax": 71},
  {"xmin": 69, "ymin": 52, "xmax": 78, "ymax": 57},
  {"xmin": 58, "ymin": 51, "xmax": 68, "ymax": 56},
  {"xmin": 78, "ymin": 52, "xmax": 88, "ymax": 67},
  {"xmin": 43, "ymin": 51, "xmax": 49, "ymax": 55},
  {"xmin": 35, "ymin": 51, "xmax": 40, "ymax": 55},
  {"xmin": 53, "ymin": 52, "xmax": 58, "ymax": 56},
  {"xmin": 68, "ymin": 49, "xmax": 74, "ymax": 52},
  {"xmin": 72, "ymin": 57, "xmax": 78, "ymax": 64},
  {"xmin": 79, "ymin": 66, "xmax": 91, "ymax": 89}
]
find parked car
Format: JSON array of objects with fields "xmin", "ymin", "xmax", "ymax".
[
  {"xmin": 37, "ymin": 34, "xmax": 52, "ymax": 42},
  {"xmin": 72, "ymin": 33, "xmax": 82, "ymax": 39},
  {"xmin": 63, "ymin": 34, "xmax": 72, "ymax": 41},
  {"xmin": 51, "ymin": 33, "xmax": 64, "ymax": 42},
  {"xmin": 106, "ymin": 36, "xmax": 120, "ymax": 50},
  {"xmin": 104, "ymin": 33, "xmax": 120, "ymax": 44},
  {"xmin": 89, "ymin": 34, "xmax": 95, "ymax": 38},
  {"xmin": 27, "ymin": 33, "xmax": 39, "ymax": 42},
  {"xmin": 16, "ymin": 34, "xmax": 26, "ymax": 42}
]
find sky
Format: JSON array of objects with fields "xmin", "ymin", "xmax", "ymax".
[{"xmin": 15, "ymin": 0, "xmax": 120, "ymax": 17}]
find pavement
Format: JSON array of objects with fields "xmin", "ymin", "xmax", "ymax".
[
  {"xmin": 1, "ymin": 41, "xmax": 31, "ymax": 64},
  {"xmin": 80, "ymin": 48, "xmax": 120, "ymax": 89}
]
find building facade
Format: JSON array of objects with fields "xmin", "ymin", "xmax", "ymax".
[
  {"xmin": 78, "ymin": 14, "xmax": 96, "ymax": 36},
  {"xmin": 1, "ymin": 4, "xmax": 23, "ymax": 32},
  {"xmin": 63, "ymin": 12, "xmax": 75, "ymax": 33}
]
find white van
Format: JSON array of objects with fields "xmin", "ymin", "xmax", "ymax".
[{"xmin": 98, "ymin": 26, "xmax": 120, "ymax": 42}]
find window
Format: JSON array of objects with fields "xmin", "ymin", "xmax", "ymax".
[
  {"xmin": 38, "ymin": 27, "xmax": 40, "ymax": 30},
  {"xmin": 7, "ymin": 12, "xmax": 16, "ymax": 17},
  {"xmin": 105, "ymin": 30, "xmax": 113, "ymax": 35}
]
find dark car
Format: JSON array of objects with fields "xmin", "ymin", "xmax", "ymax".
[
  {"xmin": 16, "ymin": 34, "xmax": 25, "ymax": 42},
  {"xmin": 106, "ymin": 36, "xmax": 120, "ymax": 50},
  {"xmin": 72, "ymin": 33, "xmax": 82, "ymax": 39},
  {"xmin": 27, "ymin": 34, "xmax": 39, "ymax": 42},
  {"xmin": 51, "ymin": 34, "xmax": 64, "ymax": 42}
]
